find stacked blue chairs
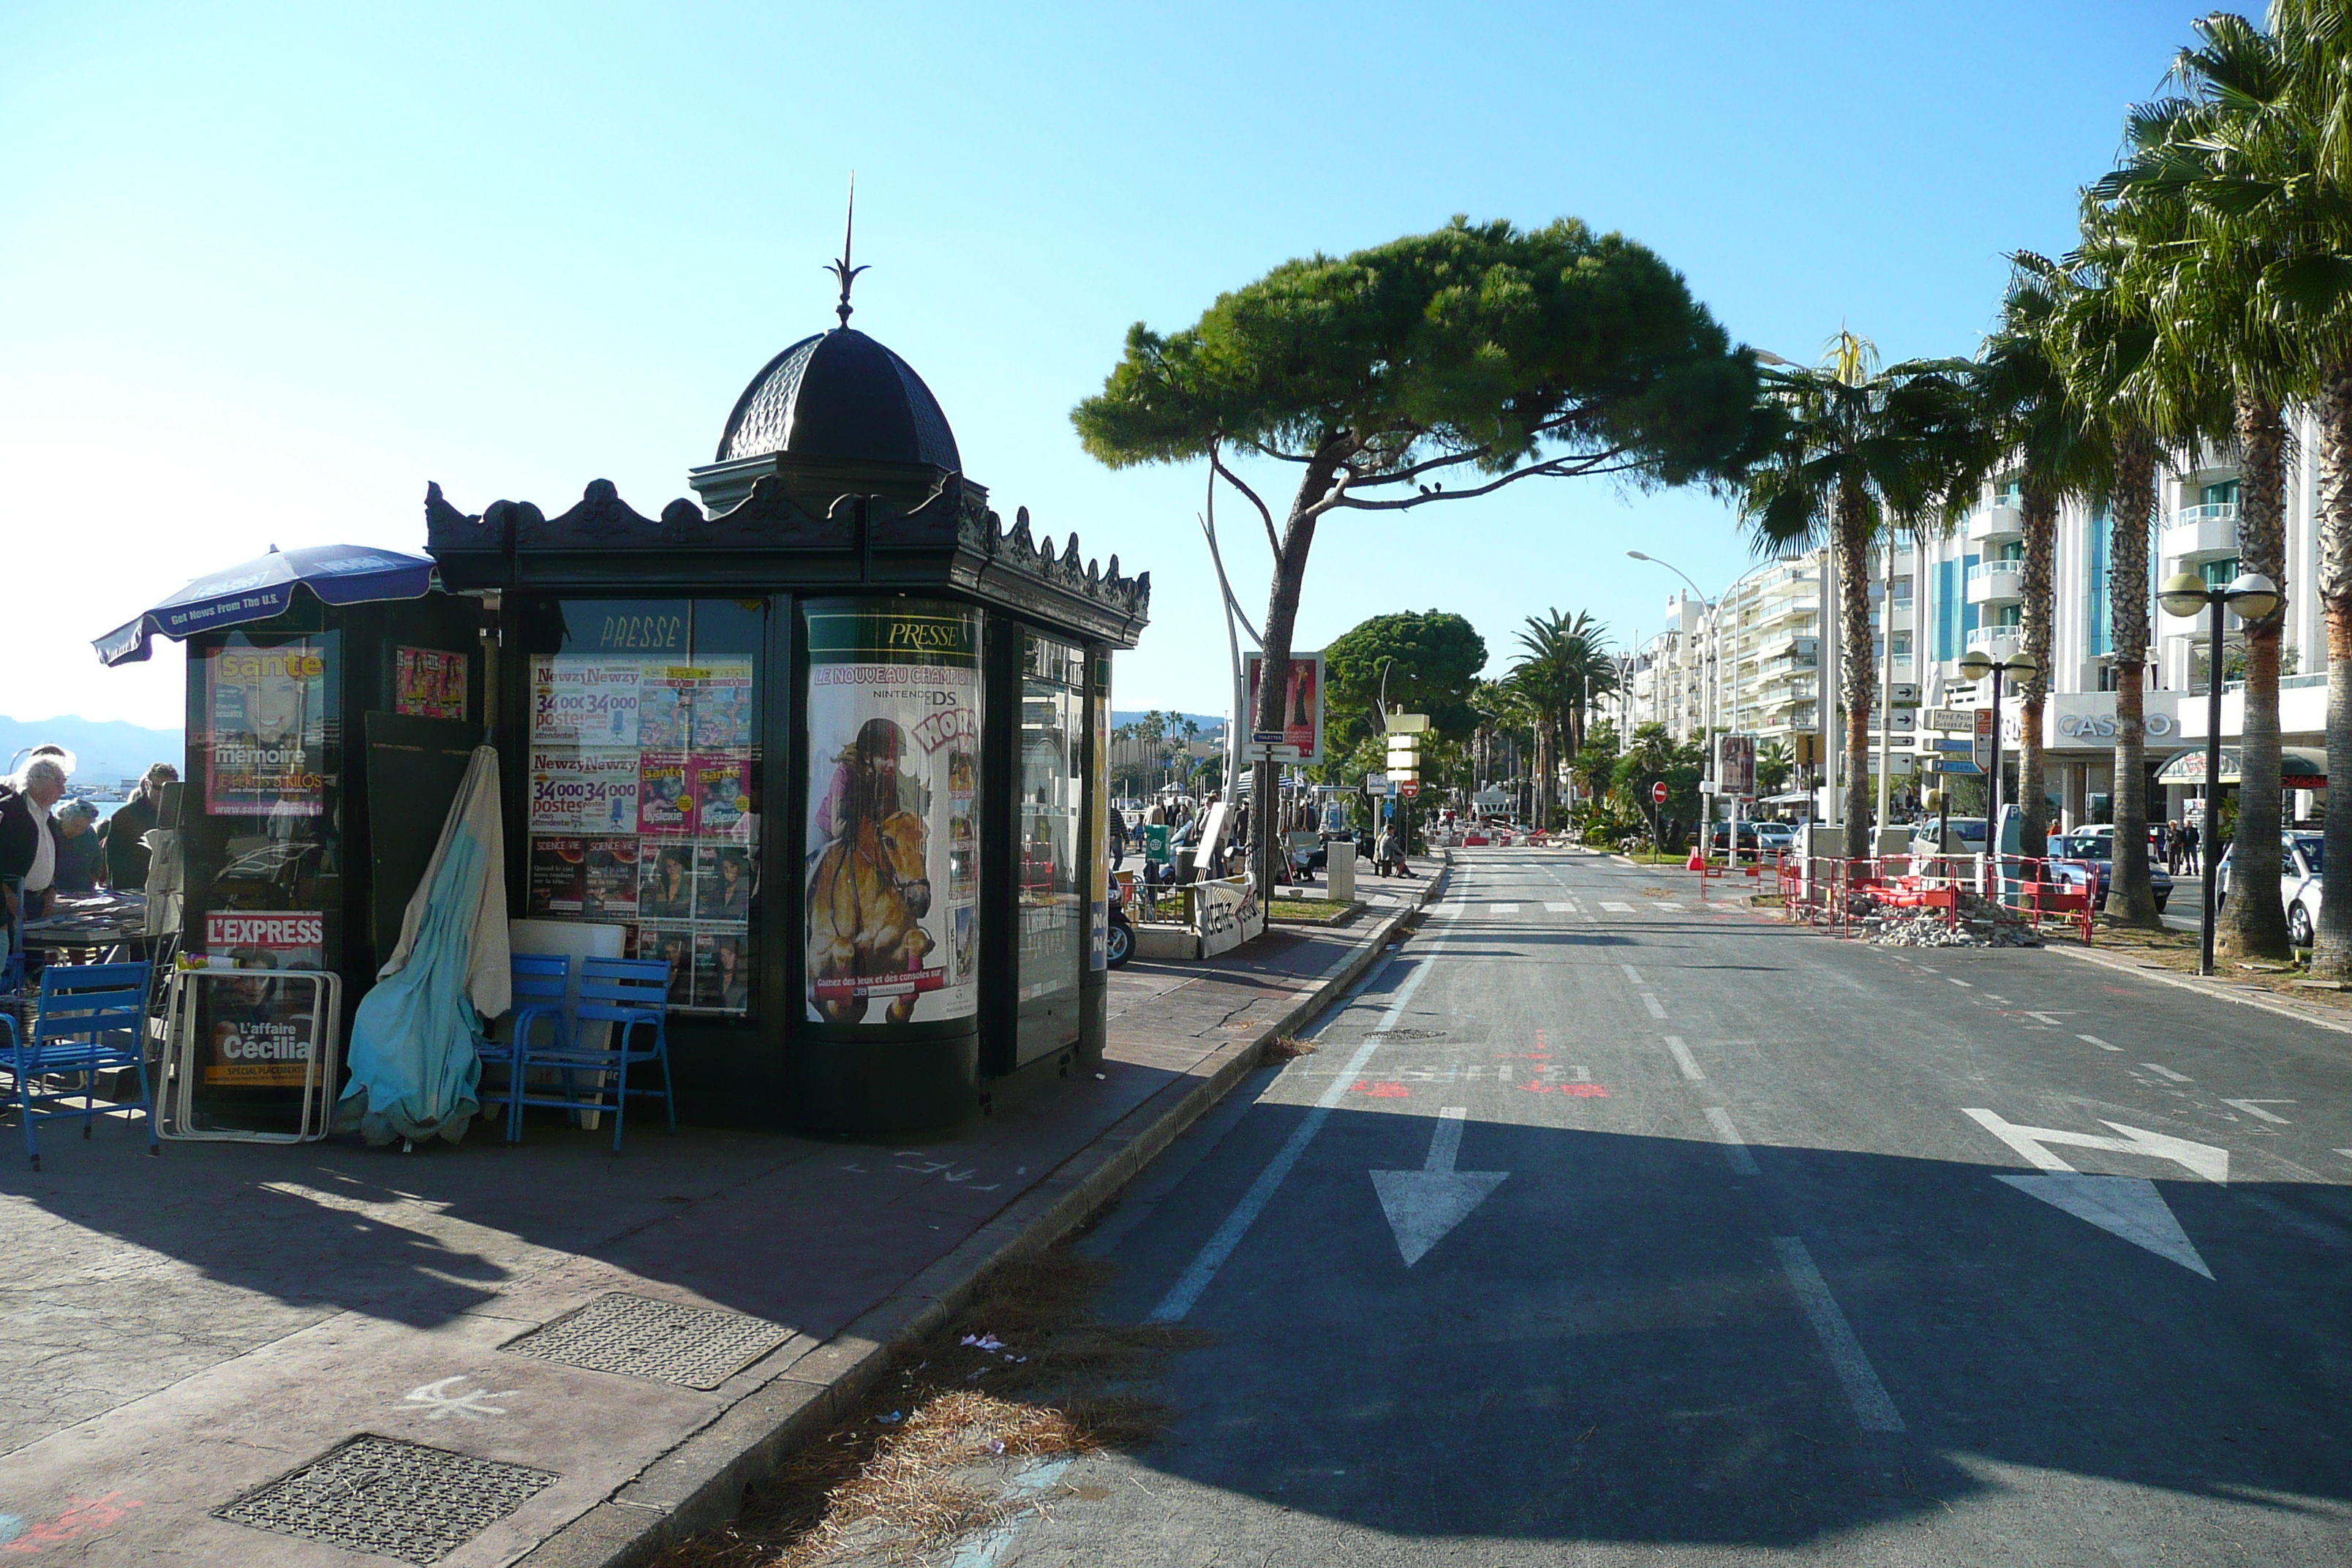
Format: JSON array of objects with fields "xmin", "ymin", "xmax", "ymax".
[
  {"xmin": 483, "ymin": 953, "xmax": 570, "ymax": 1126},
  {"xmin": 506, "ymin": 956, "xmax": 674, "ymax": 1151},
  {"xmin": 0, "ymin": 961, "xmax": 157, "ymax": 1169}
]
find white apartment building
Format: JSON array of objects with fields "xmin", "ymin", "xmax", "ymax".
[{"xmin": 1625, "ymin": 416, "xmax": 2331, "ymax": 826}]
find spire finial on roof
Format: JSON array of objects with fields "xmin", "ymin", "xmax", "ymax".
[{"xmin": 824, "ymin": 172, "xmax": 867, "ymax": 329}]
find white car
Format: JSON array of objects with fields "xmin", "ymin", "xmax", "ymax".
[{"xmin": 2215, "ymin": 832, "xmax": 2324, "ymax": 947}]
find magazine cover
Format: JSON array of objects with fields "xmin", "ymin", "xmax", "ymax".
[
  {"xmin": 695, "ymin": 843, "xmax": 753, "ymax": 924},
  {"xmin": 636, "ymin": 925, "xmax": 697, "ymax": 1006},
  {"xmin": 530, "ymin": 656, "xmax": 640, "ymax": 747},
  {"xmin": 529, "ymin": 751, "xmax": 641, "ymax": 833},
  {"xmin": 692, "ymin": 662, "xmax": 754, "ymax": 750},
  {"xmin": 638, "ymin": 840, "xmax": 696, "ymax": 923},
  {"xmin": 396, "ymin": 646, "xmax": 467, "ymax": 721},
  {"xmin": 200, "ymin": 641, "xmax": 331, "ymax": 817},
  {"xmin": 693, "ymin": 754, "xmax": 750, "ymax": 838},
  {"xmin": 638, "ymin": 667, "xmax": 694, "ymax": 752},
  {"xmin": 197, "ymin": 910, "xmax": 325, "ymax": 1087},
  {"xmin": 802, "ymin": 600, "xmax": 981, "ymax": 1025},
  {"xmin": 637, "ymin": 754, "xmax": 696, "ymax": 837},
  {"xmin": 581, "ymin": 835, "xmax": 640, "ymax": 917},
  {"xmin": 528, "ymin": 837, "xmax": 586, "ymax": 913},
  {"xmin": 695, "ymin": 930, "xmax": 751, "ymax": 1012}
]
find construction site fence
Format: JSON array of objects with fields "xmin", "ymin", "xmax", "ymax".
[{"xmin": 1763, "ymin": 852, "xmax": 2097, "ymax": 944}]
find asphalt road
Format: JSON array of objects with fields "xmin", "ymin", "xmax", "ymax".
[{"xmin": 992, "ymin": 847, "xmax": 2352, "ymax": 1566}]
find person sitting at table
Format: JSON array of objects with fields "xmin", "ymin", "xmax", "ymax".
[
  {"xmin": 0, "ymin": 754, "xmax": 70, "ymax": 924},
  {"xmin": 102, "ymin": 762, "xmax": 178, "ymax": 891},
  {"xmin": 53, "ymin": 799, "xmax": 104, "ymax": 893}
]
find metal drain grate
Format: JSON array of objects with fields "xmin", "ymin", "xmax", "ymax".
[
  {"xmin": 214, "ymin": 1434, "xmax": 557, "ymax": 1564},
  {"xmin": 502, "ymin": 1292, "xmax": 790, "ymax": 1389},
  {"xmin": 1373, "ymin": 1027, "xmax": 1446, "ymax": 1040}
]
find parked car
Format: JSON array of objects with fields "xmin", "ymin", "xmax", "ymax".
[
  {"xmin": 2048, "ymin": 831, "xmax": 2173, "ymax": 913},
  {"xmin": 1752, "ymin": 821, "xmax": 1798, "ymax": 853},
  {"xmin": 1909, "ymin": 816, "xmax": 1988, "ymax": 855},
  {"xmin": 2215, "ymin": 832, "xmax": 2325, "ymax": 946},
  {"xmin": 1706, "ymin": 822, "xmax": 1763, "ymax": 852}
]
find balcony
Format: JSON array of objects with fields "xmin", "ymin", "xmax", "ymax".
[
  {"xmin": 1966, "ymin": 625, "xmax": 2023, "ymax": 660},
  {"xmin": 1967, "ymin": 504, "xmax": 2026, "ymax": 543},
  {"xmin": 2160, "ymin": 502, "xmax": 2239, "ymax": 567},
  {"xmin": 1965, "ymin": 559, "xmax": 2026, "ymax": 606}
]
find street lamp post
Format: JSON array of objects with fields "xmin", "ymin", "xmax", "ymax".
[
  {"xmin": 2157, "ymin": 569, "xmax": 2284, "ymax": 976},
  {"xmin": 1957, "ymin": 647, "xmax": 2041, "ymax": 897}
]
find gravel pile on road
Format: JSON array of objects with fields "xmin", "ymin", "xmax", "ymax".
[{"xmin": 1858, "ymin": 897, "xmax": 2043, "ymax": 949}]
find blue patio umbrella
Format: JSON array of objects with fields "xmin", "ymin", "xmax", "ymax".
[{"xmin": 94, "ymin": 544, "xmax": 437, "ymax": 666}]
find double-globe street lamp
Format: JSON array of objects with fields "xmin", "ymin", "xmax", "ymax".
[
  {"xmin": 1956, "ymin": 647, "xmax": 2040, "ymax": 892},
  {"xmin": 2156, "ymin": 568, "xmax": 2283, "ymax": 977}
]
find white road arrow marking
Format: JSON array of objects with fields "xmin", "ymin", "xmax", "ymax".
[
  {"xmin": 1370, "ymin": 1107, "xmax": 1508, "ymax": 1267},
  {"xmin": 1991, "ymin": 1173, "xmax": 2214, "ymax": 1278},
  {"xmin": 1963, "ymin": 1109, "xmax": 2226, "ymax": 1278},
  {"xmin": 1961, "ymin": 1108, "xmax": 2229, "ymax": 1183}
]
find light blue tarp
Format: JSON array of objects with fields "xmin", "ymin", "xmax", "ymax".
[{"xmin": 336, "ymin": 747, "xmax": 510, "ymax": 1145}]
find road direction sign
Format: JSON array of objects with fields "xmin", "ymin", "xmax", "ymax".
[
  {"xmin": 1369, "ymin": 1107, "xmax": 1507, "ymax": 1266},
  {"xmin": 1651, "ymin": 781, "xmax": 1668, "ymax": 805},
  {"xmin": 1243, "ymin": 741, "xmax": 1303, "ymax": 762},
  {"xmin": 1923, "ymin": 708, "xmax": 1974, "ymax": 733}
]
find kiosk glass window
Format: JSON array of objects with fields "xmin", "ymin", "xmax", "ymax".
[
  {"xmin": 1017, "ymin": 633, "xmax": 1085, "ymax": 1058},
  {"xmin": 527, "ymin": 599, "xmax": 762, "ymax": 1017},
  {"xmin": 185, "ymin": 630, "xmax": 345, "ymax": 1124}
]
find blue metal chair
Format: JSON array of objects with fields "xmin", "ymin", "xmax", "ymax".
[
  {"xmin": 506, "ymin": 955, "xmax": 674, "ymax": 1151},
  {"xmin": 484, "ymin": 953, "xmax": 570, "ymax": 1124},
  {"xmin": 0, "ymin": 960, "xmax": 157, "ymax": 1169}
]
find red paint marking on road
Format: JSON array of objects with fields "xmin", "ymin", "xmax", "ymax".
[
  {"xmin": 1352, "ymin": 1080, "xmax": 1411, "ymax": 1098},
  {"xmin": 1, "ymin": 1493, "xmax": 143, "ymax": 1555},
  {"xmin": 1521, "ymin": 1082, "xmax": 1609, "ymax": 1097}
]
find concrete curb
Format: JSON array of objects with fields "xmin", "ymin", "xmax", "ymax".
[
  {"xmin": 519, "ymin": 856, "xmax": 1453, "ymax": 1567},
  {"xmin": 2050, "ymin": 941, "xmax": 2352, "ymax": 1039}
]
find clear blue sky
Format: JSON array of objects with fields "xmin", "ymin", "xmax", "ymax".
[{"xmin": 3, "ymin": 1, "xmax": 2196, "ymax": 731}]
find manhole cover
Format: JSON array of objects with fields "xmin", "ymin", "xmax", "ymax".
[
  {"xmin": 502, "ymin": 1292, "xmax": 790, "ymax": 1389},
  {"xmin": 214, "ymin": 1435, "xmax": 557, "ymax": 1564}
]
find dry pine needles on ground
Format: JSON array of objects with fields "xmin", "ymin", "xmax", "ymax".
[{"xmin": 655, "ymin": 1248, "xmax": 1206, "ymax": 1568}]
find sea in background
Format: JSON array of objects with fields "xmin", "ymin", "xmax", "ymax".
[{"xmin": 1, "ymin": 715, "xmax": 184, "ymax": 792}]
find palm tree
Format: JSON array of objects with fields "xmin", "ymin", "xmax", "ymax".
[
  {"xmin": 1511, "ymin": 609, "xmax": 1612, "ymax": 829},
  {"xmin": 2044, "ymin": 206, "xmax": 2174, "ymax": 926},
  {"xmin": 1974, "ymin": 260, "xmax": 2118, "ymax": 867},
  {"xmin": 2097, "ymin": 17, "xmax": 2304, "ymax": 960},
  {"xmin": 1741, "ymin": 332, "xmax": 1982, "ymax": 859}
]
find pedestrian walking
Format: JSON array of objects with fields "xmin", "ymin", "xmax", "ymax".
[{"xmin": 2182, "ymin": 818, "xmax": 2201, "ymax": 878}]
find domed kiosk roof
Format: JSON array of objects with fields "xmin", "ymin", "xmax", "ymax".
[{"xmin": 715, "ymin": 328, "xmax": 961, "ymax": 471}]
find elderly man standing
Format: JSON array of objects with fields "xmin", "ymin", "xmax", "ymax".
[{"xmin": 1, "ymin": 752, "xmax": 71, "ymax": 924}]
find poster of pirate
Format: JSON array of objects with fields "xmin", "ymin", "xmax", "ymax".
[
  {"xmin": 1241, "ymin": 649, "xmax": 1324, "ymax": 764},
  {"xmin": 804, "ymin": 602, "xmax": 982, "ymax": 1025}
]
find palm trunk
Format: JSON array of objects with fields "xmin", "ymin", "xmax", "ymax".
[
  {"xmin": 2016, "ymin": 484, "xmax": 2058, "ymax": 864},
  {"xmin": 2219, "ymin": 391, "xmax": 2291, "ymax": 961},
  {"xmin": 2316, "ymin": 367, "xmax": 2352, "ymax": 979},
  {"xmin": 2106, "ymin": 429, "xmax": 2161, "ymax": 925},
  {"xmin": 1838, "ymin": 489, "xmax": 1876, "ymax": 860}
]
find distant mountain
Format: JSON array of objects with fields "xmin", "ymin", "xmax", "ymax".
[{"xmin": 0, "ymin": 715, "xmax": 184, "ymax": 791}]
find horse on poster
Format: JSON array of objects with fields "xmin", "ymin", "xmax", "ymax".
[{"xmin": 808, "ymin": 717, "xmax": 935, "ymax": 1023}]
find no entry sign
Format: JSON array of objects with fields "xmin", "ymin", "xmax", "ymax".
[{"xmin": 1651, "ymin": 781, "xmax": 1668, "ymax": 805}]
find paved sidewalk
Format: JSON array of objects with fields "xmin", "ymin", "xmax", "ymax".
[{"xmin": 0, "ymin": 862, "xmax": 1441, "ymax": 1567}]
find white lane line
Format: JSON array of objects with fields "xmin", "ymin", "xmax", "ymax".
[
  {"xmin": 1773, "ymin": 1236, "xmax": 1906, "ymax": 1433},
  {"xmin": 2141, "ymin": 1063, "xmax": 2193, "ymax": 1083},
  {"xmin": 1664, "ymin": 1036, "xmax": 1704, "ymax": 1081},
  {"xmin": 2223, "ymin": 1098, "xmax": 2294, "ymax": 1124},
  {"xmin": 1948, "ymin": 979, "xmax": 1972, "ymax": 988},
  {"xmin": 1621, "ymin": 964, "xmax": 1646, "ymax": 985},
  {"xmin": 1704, "ymin": 1107, "xmax": 1760, "ymax": 1177},
  {"xmin": 1147, "ymin": 931, "xmax": 1448, "ymax": 1323},
  {"xmin": 1492, "ymin": 902, "xmax": 1520, "ymax": 913},
  {"xmin": 1599, "ymin": 901, "xmax": 1635, "ymax": 913},
  {"xmin": 2078, "ymin": 1033, "xmax": 2122, "ymax": 1051},
  {"xmin": 1545, "ymin": 901, "xmax": 1577, "ymax": 913},
  {"xmin": 1640, "ymin": 992, "xmax": 1668, "ymax": 1020}
]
